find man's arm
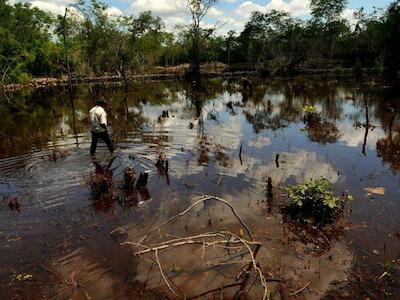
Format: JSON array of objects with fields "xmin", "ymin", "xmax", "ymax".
[{"xmin": 100, "ymin": 111, "xmax": 108, "ymax": 131}]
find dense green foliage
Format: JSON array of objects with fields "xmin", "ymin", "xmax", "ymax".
[
  {"xmin": 285, "ymin": 178, "xmax": 352, "ymax": 224},
  {"xmin": 1, "ymin": 0, "xmax": 400, "ymax": 83},
  {"xmin": 0, "ymin": 0, "xmax": 58, "ymax": 82}
]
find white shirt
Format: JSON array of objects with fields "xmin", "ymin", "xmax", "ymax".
[{"xmin": 89, "ymin": 106, "xmax": 107, "ymax": 132}]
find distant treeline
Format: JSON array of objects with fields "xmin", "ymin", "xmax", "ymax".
[{"xmin": 1, "ymin": 0, "xmax": 399, "ymax": 84}]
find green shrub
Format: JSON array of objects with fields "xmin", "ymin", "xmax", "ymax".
[
  {"xmin": 16, "ymin": 72, "xmax": 31, "ymax": 84},
  {"xmin": 284, "ymin": 178, "xmax": 352, "ymax": 225},
  {"xmin": 9, "ymin": 68, "xmax": 31, "ymax": 84}
]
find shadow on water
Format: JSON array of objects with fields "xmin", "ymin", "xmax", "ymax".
[{"xmin": 0, "ymin": 78, "xmax": 400, "ymax": 299}]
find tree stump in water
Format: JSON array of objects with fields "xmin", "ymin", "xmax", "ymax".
[
  {"xmin": 275, "ymin": 154, "xmax": 280, "ymax": 168},
  {"xmin": 6, "ymin": 196, "xmax": 20, "ymax": 212},
  {"xmin": 90, "ymin": 174, "xmax": 114, "ymax": 200}
]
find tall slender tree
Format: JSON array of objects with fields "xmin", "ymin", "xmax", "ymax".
[{"xmin": 187, "ymin": 0, "xmax": 217, "ymax": 81}]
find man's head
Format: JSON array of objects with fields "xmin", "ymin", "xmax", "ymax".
[{"xmin": 96, "ymin": 98, "xmax": 108, "ymax": 108}]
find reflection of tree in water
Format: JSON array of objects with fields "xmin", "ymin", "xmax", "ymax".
[
  {"xmin": 377, "ymin": 133, "xmax": 400, "ymax": 172},
  {"xmin": 242, "ymin": 84, "xmax": 309, "ymax": 133},
  {"xmin": 243, "ymin": 110, "xmax": 287, "ymax": 133},
  {"xmin": 305, "ymin": 120, "xmax": 342, "ymax": 145},
  {"xmin": 377, "ymin": 111, "xmax": 400, "ymax": 172},
  {"xmin": 0, "ymin": 90, "xmax": 64, "ymax": 155},
  {"xmin": 317, "ymin": 84, "xmax": 344, "ymax": 120},
  {"xmin": 185, "ymin": 79, "xmax": 234, "ymax": 168}
]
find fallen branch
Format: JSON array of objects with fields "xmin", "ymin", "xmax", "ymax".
[
  {"xmin": 121, "ymin": 195, "xmax": 269, "ymax": 299},
  {"xmin": 136, "ymin": 195, "xmax": 254, "ymax": 246},
  {"xmin": 124, "ymin": 231, "xmax": 261, "ymax": 256},
  {"xmin": 235, "ymin": 236, "xmax": 269, "ymax": 300},
  {"xmin": 155, "ymin": 249, "xmax": 177, "ymax": 296}
]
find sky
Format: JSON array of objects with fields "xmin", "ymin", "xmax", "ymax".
[{"xmin": 10, "ymin": 0, "xmax": 394, "ymax": 35}]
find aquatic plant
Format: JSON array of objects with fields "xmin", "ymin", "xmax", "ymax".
[
  {"xmin": 284, "ymin": 178, "xmax": 352, "ymax": 224},
  {"xmin": 301, "ymin": 105, "xmax": 319, "ymax": 114},
  {"xmin": 301, "ymin": 105, "xmax": 321, "ymax": 124}
]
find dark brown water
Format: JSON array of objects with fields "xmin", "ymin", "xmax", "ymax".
[{"xmin": 0, "ymin": 78, "xmax": 399, "ymax": 299}]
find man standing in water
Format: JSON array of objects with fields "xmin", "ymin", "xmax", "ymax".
[{"xmin": 89, "ymin": 99, "xmax": 114, "ymax": 156}]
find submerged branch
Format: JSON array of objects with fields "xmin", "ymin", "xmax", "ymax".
[{"xmin": 136, "ymin": 195, "xmax": 254, "ymax": 246}]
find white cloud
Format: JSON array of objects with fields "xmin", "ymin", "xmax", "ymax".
[
  {"xmin": 106, "ymin": 6, "xmax": 123, "ymax": 17},
  {"xmin": 248, "ymin": 136, "xmax": 271, "ymax": 149},
  {"xmin": 127, "ymin": 0, "xmax": 243, "ymax": 32},
  {"xmin": 338, "ymin": 121, "xmax": 384, "ymax": 149},
  {"xmin": 342, "ymin": 8, "xmax": 357, "ymax": 26},
  {"xmin": 218, "ymin": 16, "xmax": 245, "ymax": 34},
  {"xmin": 15, "ymin": 0, "xmax": 121, "ymax": 19},
  {"xmin": 128, "ymin": 0, "xmax": 190, "ymax": 29},
  {"xmin": 235, "ymin": 1, "xmax": 264, "ymax": 18},
  {"xmin": 14, "ymin": 0, "xmax": 79, "ymax": 16},
  {"xmin": 31, "ymin": 0, "xmax": 67, "ymax": 15},
  {"xmin": 208, "ymin": 7, "xmax": 224, "ymax": 18},
  {"xmin": 235, "ymin": 0, "xmax": 311, "ymax": 18},
  {"xmin": 128, "ymin": 0, "xmax": 188, "ymax": 16}
]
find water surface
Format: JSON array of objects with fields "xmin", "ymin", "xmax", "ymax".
[{"xmin": 1, "ymin": 78, "xmax": 399, "ymax": 299}]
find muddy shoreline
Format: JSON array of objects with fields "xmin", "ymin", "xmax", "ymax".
[{"xmin": 2, "ymin": 63, "xmax": 394, "ymax": 94}]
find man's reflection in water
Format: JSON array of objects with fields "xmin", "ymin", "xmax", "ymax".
[{"xmin": 156, "ymin": 158, "xmax": 170, "ymax": 186}]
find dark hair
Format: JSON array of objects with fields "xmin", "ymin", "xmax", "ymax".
[{"xmin": 96, "ymin": 98, "xmax": 107, "ymax": 106}]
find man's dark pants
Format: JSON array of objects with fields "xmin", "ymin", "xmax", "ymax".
[{"xmin": 90, "ymin": 131, "xmax": 114, "ymax": 155}]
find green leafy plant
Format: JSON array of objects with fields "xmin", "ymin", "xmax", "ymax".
[
  {"xmin": 284, "ymin": 178, "xmax": 352, "ymax": 224},
  {"xmin": 301, "ymin": 105, "xmax": 321, "ymax": 124}
]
